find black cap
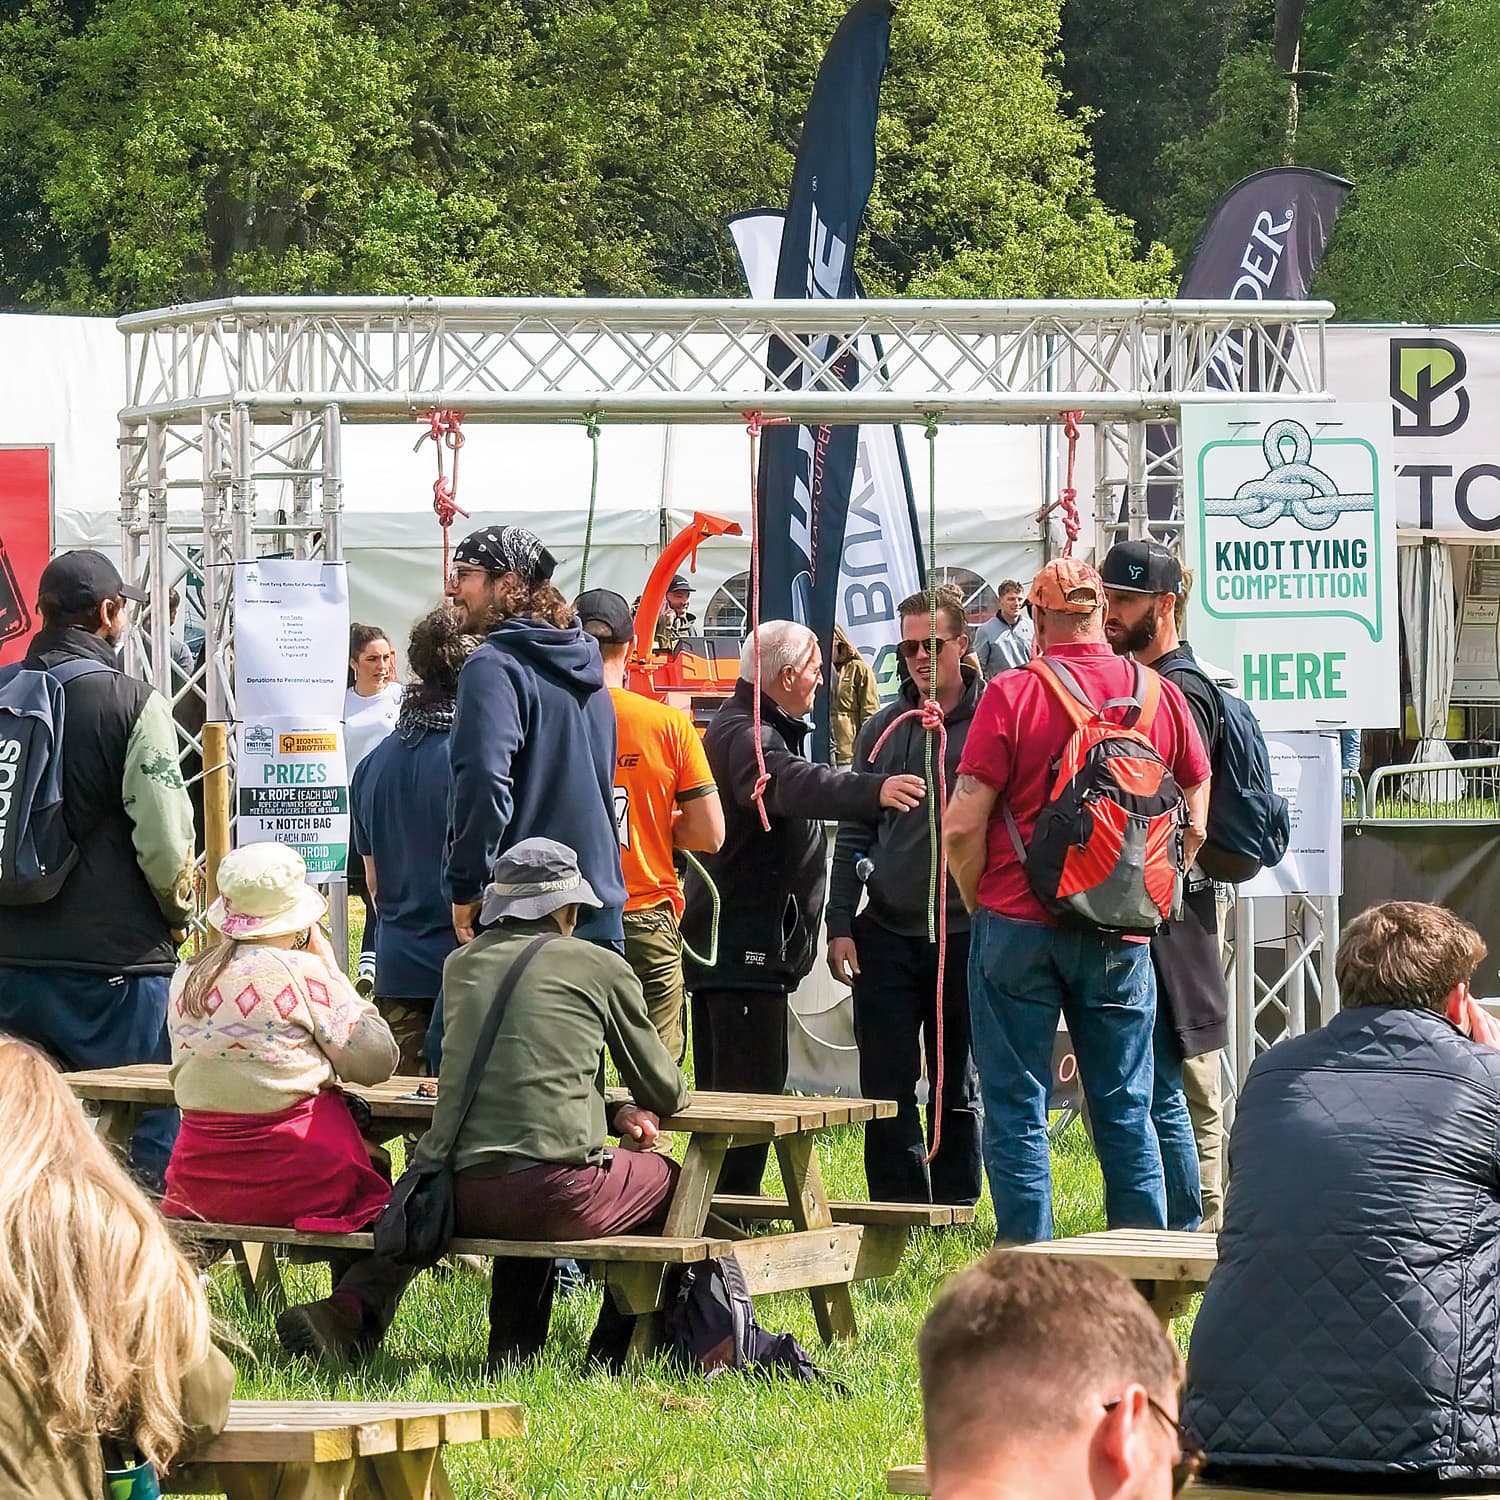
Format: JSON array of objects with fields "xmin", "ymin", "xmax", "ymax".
[
  {"xmin": 37, "ymin": 549, "xmax": 148, "ymax": 613},
  {"xmin": 574, "ymin": 589, "xmax": 635, "ymax": 645},
  {"xmin": 1099, "ymin": 540, "xmax": 1183, "ymax": 596},
  {"xmin": 667, "ymin": 574, "xmax": 694, "ymax": 595}
]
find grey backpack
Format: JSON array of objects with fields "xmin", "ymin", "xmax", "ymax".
[{"xmin": 0, "ymin": 657, "xmax": 112, "ymax": 904}]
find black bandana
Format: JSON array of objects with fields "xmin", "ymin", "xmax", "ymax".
[{"xmin": 453, "ymin": 525, "xmax": 556, "ymax": 585}]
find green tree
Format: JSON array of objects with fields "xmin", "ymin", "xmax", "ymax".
[{"xmin": 0, "ymin": 0, "xmax": 1171, "ymax": 309}]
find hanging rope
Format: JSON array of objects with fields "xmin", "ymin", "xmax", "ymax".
[
  {"xmin": 578, "ymin": 414, "xmax": 602, "ymax": 592},
  {"xmin": 678, "ymin": 850, "xmax": 720, "ymax": 969},
  {"xmin": 744, "ymin": 411, "xmax": 773, "ymax": 833},
  {"xmin": 418, "ymin": 410, "xmax": 469, "ymax": 583},
  {"xmin": 868, "ymin": 414, "xmax": 948, "ymax": 1164},
  {"xmin": 1037, "ymin": 410, "xmax": 1084, "ymax": 557}
]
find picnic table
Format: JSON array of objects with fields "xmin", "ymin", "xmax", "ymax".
[
  {"xmin": 164, "ymin": 1398, "xmax": 522, "ymax": 1498},
  {"xmin": 66, "ymin": 1065, "xmax": 924, "ymax": 1351},
  {"xmin": 1012, "ymin": 1228, "xmax": 1217, "ymax": 1322}
]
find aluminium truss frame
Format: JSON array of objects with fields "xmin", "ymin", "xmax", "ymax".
[{"xmin": 115, "ymin": 295, "xmax": 1339, "ymax": 1082}]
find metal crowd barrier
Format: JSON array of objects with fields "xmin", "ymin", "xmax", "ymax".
[{"xmin": 1356, "ymin": 757, "xmax": 1500, "ymax": 823}]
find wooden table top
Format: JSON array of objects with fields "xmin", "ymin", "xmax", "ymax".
[
  {"xmin": 1011, "ymin": 1228, "xmax": 1218, "ymax": 1282},
  {"xmin": 184, "ymin": 1400, "xmax": 524, "ymax": 1465},
  {"xmin": 65, "ymin": 1065, "xmax": 895, "ymax": 1137}
]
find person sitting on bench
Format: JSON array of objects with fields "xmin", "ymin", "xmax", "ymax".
[
  {"xmin": 161, "ymin": 842, "xmax": 399, "ymax": 1233},
  {"xmin": 0, "ymin": 1036, "xmax": 233, "ymax": 1499},
  {"xmin": 1185, "ymin": 900, "xmax": 1500, "ymax": 1492},
  {"xmin": 276, "ymin": 837, "xmax": 689, "ymax": 1371},
  {"xmin": 917, "ymin": 1250, "xmax": 1194, "ymax": 1499}
]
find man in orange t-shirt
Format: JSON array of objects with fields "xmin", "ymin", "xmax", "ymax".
[{"xmin": 576, "ymin": 590, "xmax": 724, "ymax": 1061}]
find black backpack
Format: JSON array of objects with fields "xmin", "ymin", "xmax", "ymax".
[
  {"xmin": 1156, "ymin": 655, "xmax": 1290, "ymax": 884},
  {"xmin": 664, "ymin": 1253, "xmax": 818, "ymax": 1380}
]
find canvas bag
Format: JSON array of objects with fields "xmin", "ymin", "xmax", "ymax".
[{"xmin": 373, "ymin": 933, "xmax": 556, "ymax": 1269}]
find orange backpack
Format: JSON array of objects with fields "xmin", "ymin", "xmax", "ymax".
[{"xmin": 1004, "ymin": 657, "xmax": 1186, "ymax": 935}]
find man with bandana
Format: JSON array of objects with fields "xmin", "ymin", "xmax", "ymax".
[{"xmin": 443, "ymin": 524, "xmax": 627, "ymax": 952}]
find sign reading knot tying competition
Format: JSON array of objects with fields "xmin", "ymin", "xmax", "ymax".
[{"xmin": 1184, "ymin": 402, "xmax": 1398, "ymax": 733}]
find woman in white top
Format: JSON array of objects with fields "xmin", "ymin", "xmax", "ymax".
[{"xmin": 344, "ymin": 623, "xmax": 402, "ymax": 990}]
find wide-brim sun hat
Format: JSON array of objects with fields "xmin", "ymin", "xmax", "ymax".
[
  {"xmin": 479, "ymin": 836, "xmax": 603, "ymax": 926},
  {"xmin": 207, "ymin": 842, "xmax": 328, "ymax": 940}
]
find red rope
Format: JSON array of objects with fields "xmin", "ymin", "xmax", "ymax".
[
  {"xmin": 1038, "ymin": 410, "xmax": 1083, "ymax": 557},
  {"xmin": 423, "ymin": 410, "xmax": 470, "ymax": 581},
  {"xmin": 868, "ymin": 694, "xmax": 949, "ymax": 1163},
  {"xmin": 744, "ymin": 412, "xmax": 772, "ymax": 832}
]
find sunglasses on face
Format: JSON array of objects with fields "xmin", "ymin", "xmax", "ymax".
[
  {"xmin": 895, "ymin": 635, "xmax": 958, "ymax": 660},
  {"xmin": 1103, "ymin": 1395, "xmax": 1204, "ymax": 1495}
]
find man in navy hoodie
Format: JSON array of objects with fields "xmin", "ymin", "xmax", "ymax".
[{"xmin": 444, "ymin": 525, "xmax": 627, "ymax": 951}]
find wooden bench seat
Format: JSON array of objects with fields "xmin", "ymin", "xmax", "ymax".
[
  {"xmin": 887, "ymin": 1462, "xmax": 1490, "ymax": 1498},
  {"xmin": 712, "ymin": 1196, "xmax": 976, "ymax": 1229},
  {"xmin": 165, "ymin": 1398, "xmax": 522, "ymax": 1498}
]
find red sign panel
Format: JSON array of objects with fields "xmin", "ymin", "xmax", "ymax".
[{"xmin": 0, "ymin": 447, "xmax": 52, "ymax": 667}]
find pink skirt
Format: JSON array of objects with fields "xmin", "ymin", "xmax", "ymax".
[{"xmin": 162, "ymin": 1088, "xmax": 392, "ymax": 1233}]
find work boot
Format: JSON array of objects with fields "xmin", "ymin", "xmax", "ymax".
[{"xmin": 276, "ymin": 1293, "xmax": 375, "ymax": 1367}]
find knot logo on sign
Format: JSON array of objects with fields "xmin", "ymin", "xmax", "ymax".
[{"xmin": 1204, "ymin": 420, "xmax": 1374, "ymax": 531}]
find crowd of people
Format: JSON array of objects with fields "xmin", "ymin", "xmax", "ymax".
[{"xmin": 5, "ymin": 529, "xmax": 1493, "ymax": 1496}]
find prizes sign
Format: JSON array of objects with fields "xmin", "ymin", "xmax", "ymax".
[
  {"xmin": 237, "ymin": 722, "xmax": 350, "ymax": 878},
  {"xmin": 1185, "ymin": 403, "xmax": 1398, "ymax": 732}
]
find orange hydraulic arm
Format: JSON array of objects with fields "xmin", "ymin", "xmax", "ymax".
[{"xmin": 630, "ymin": 510, "xmax": 742, "ymax": 670}]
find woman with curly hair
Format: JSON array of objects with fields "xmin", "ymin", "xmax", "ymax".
[
  {"xmin": 0, "ymin": 1036, "xmax": 233, "ymax": 1498},
  {"xmin": 351, "ymin": 605, "xmax": 480, "ymax": 1072}
]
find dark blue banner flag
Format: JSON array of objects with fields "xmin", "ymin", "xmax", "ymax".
[
  {"xmin": 1142, "ymin": 166, "xmax": 1353, "ymax": 523},
  {"xmin": 757, "ymin": 0, "xmax": 893, "ymax": 760}
]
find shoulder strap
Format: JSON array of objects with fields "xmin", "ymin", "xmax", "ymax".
[
  {"xmin": 1154, "ymin": 654, "xmax": 1223, "ymax": 753},
  {"xmin": 48, "ymin": 658, "xmax": 116, "ymax": 688},
  {"xmin": 1095, "ymin": 661, "xmax": 1159, "ymax": 732},
  {"xmin": 446, "ymin": 933, "xmax": 557, "ymax": 1159},
  {"xmin": 1027, "ymin": 657, "xmax": 1094, "ymax": 731}
]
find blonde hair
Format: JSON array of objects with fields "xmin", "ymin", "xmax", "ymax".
[
  {"xmin": 180, "ymin": 936, "xmax": 243, "ymax": 1019},
  {"xmin": 0, "ymin": 1037, "xmax": 215, "ymax": 1468}
]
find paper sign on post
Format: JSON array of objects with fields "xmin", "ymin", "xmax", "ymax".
[
  {"xmin": 1184, "ymin": 403, "xmax": 1399, "ymax": 733},
  {"xmin": 234, "ymin": 560, "xmax": 349, "ymax": 722},
  {"xmin": 1243, "ymin": 732, "xmax": 1342, "ymax": 899},
  {"xmin": 236, "ymin": 720, "xmax": 350, "ymax": 880}
]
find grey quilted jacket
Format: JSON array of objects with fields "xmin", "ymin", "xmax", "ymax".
[{"xmin": 1184, "ymin": 1005, "xmax": 1500, "ymax": 1483}]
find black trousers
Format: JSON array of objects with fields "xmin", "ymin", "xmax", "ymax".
[
  {"xmin": 690, "ymin": 986, "xmax": 789, "ymax": 1195},
  {"xmin": 850, "ymin": 915, "xmax": 983, "ymax": 1205}
]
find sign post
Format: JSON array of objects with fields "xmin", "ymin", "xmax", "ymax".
[{"xmin": 1184, "ymin": 402, "xmax": 1400, "ymax": 733}]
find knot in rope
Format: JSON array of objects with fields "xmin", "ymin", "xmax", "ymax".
[
  {"xmin": 1206, "ymin": 418, "xmax": 1373, "ymax": 531},
  {"xmin": 419, "ymin": 409, "xmax": 469, "ymax": 581},
  {"xmin": 1039, "ymin": 409, "xmax": 1084, "ymax": 557}
]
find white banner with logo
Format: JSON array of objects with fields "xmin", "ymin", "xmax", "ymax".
[
  {"xmin": 1183, "ymin": 401, "xmax": 1399, "ymax": 732},
  {"xmin": 236, "ymin": 720, "xmax": 350, "ymax": 880},
  {"xmin": 1325, "ymin": 325, "xmax": 1500, "ymax": 538}
]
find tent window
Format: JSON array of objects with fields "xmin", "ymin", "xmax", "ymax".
[
  {"xmin": 704, "ymin": 572, "xmax": 749, "ymax": 640},
  {"xmin": 929, "ymin": 567, "xmax": 997, "ymax": 627}
]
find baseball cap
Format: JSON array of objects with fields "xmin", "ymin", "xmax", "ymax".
[
  {"xmin": 667, "ymin": 574, "xmax": 694, "ymax": 595},
  {"xmin": 1100, "ymin": 540, "xmax": 1184, "ymax": 596},
  {"xmin": 37, "ymin": 549, "xmax": 148, "ymax": 613},
  {"xmin": 574, "ymin": 588, "xmax": 635, "ymax": 645},
  {"xmin": 1028, "ymin": 558, "xmax": 1104, "ymax": 615}
]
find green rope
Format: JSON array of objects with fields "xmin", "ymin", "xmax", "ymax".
[
  {"xmin": 924, "ymin": 415, "xmax": 941, "ymax": 946},
  {"xmin": 679, "ymin": 850, "xmax": 720, "ymax": 968},
  {"xmin": 579, "ymin": 414, "xmax": 601, "ymax": 591}
]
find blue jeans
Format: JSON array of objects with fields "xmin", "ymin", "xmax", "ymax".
[
  {"xmin": 0, "ymin": 965, "xmax": 178, "ymax": 1192},
  {"xmin": 1151, "ymin": 1001, "xmax": 1203, "ymax": 1231},
  {"xmin": 968, "ymin": 910, "xmax": 1166, "ymax": 1243}
]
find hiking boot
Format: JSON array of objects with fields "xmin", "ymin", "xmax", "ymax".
[{"xmin": 276, "ymin": 1296, "xmax": 374, "ymax": 1367}]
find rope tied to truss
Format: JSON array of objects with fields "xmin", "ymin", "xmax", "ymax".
[
  {"xmin": 868, "ymin": 414, "xmax": 949, "ymax": 1163},
  {"xmin": 744, "ymin": 411, "xmax": 773, "ymax": 833},
  {"xmin": 578, "ymin": 415, "xmax": 602, "ymax": 591},
  {"xmin": 417, "ymin": 409, "xmax": 469, "ymax": 582},
  {"xmin": 1037, "ymin": 410, "xmax": 1084, "ymax": 556}
]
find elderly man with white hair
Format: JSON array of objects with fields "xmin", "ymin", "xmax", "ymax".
[{"xmin": 682, "ymin": 620, "xmax": 926, "ymax": 1194}]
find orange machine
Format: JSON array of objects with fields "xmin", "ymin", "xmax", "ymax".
[{"xmin": 627, "ymin": 511, "xmax": 743, "ymax": 731}]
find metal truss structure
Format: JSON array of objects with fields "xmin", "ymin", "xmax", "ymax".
[{"xmin": 115, "ymin": 294, "xmax": 1337, "ymax": 1077}]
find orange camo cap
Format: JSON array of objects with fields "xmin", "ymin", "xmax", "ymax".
[{"xmin": 1028, "ymin": 557, "xmax": 1105, "ymax": 615}]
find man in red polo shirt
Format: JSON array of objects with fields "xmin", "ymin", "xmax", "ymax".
[{"xmin": 945, "ymin": 558, "xmax": 1211, "ymax": 1244}]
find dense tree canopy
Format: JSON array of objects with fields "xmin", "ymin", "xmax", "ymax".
[{"xmin": 0, "ymin": 0, "xmax": 1171, "ymax": 310}]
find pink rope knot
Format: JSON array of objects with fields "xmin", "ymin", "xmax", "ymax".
[
  {"xmin": 421, "ymin": 410, "xmax": 469, "ymax": 582},
  {"xmin": 1039, "ymin": 409, "xmax": 1084, "ymax": 557}
]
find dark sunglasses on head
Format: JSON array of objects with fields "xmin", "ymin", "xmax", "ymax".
[
  {"xmin": 895, "ymin": 635, "xmax": 958, "ymax": 660},
  {"xmin": 1103, "ymin": 1395, "xmax": 1204, "ymax": 1495}
]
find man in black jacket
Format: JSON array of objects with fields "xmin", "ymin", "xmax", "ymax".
[
  {"xmin": 682, "ymin": 619, "xmax": 924, "ymax": 1194},
  {"xmin": 827, "ymin": 586, "xmax": 983, "ymax": 1206},
  {"xmin": 0, "ymin": 550, "xmax": 195, "ymax": 1190},
  {"xmin": 1185, "ymin": 901, "xmax": 1500, "ymax": 1489}
]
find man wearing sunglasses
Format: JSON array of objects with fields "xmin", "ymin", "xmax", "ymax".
[
  {"xmin": 918, "ymin": 1250, "xmax": 1200, "ymax": 1499},
  {"xmin": 827, "ymin": 585, "xmax": 984, "ymax": 1207}
]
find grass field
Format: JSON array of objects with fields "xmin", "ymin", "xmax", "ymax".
[{"xmin": 211, "ymin": 1122, "xmax": 1114, "ymax": 1500}]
